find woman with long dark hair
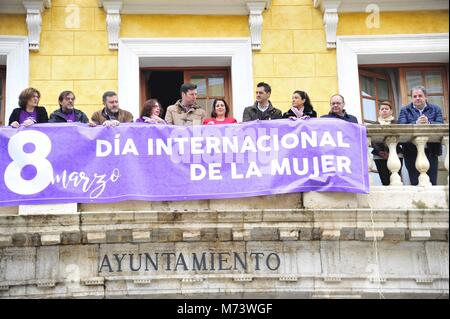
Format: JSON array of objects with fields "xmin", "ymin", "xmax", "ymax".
[{"xmin": 282, "ymin": 90, "xmax": 317, "ymax": 120}]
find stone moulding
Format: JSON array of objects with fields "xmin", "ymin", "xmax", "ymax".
[
  {"xmin": 1, "ymin": 273, "xmax": 448, "ymax": 298},
  {"xmin": 0, "ymin": 207, "xmax": 448, "ymax": 247},
  {"xmin": 100, "ymin": 0, "xmax": 270, "ymax": 50}
]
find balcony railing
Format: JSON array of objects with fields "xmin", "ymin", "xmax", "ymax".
[{"xmin": 366, "ymin": 124, "xmax": 449, "ymax": 187}]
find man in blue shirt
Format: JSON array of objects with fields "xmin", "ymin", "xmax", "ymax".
[{"xmin": 398, "ymin": 85, "xmax": 444, "ymax": 185}]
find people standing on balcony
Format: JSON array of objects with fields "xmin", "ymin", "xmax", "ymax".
[
  {"xmin": 49, "ymin": 91, "xmax": 90, "ymax": 124},
  {"xmin": 371, "ymin": 101, "xmax": 403, "ymax": 186},
  {"xmin": 203, "ymin": 98, "xmax": 237, "ymax": 125},
  {"xmin": 282, "ymin": 90, "xmax": 317, "ymax": 120},
  {"xmin": 398, "ymin": 86, "xmax": 444, "ymax": 185},
  {"xmin": 8, "ymin": 87, "xmax": 48, "ymax": 128},
  {"xmin": 136, "ymin": 99, "xmax": 166, "ymax": 124},
  {"xmin": 91, "ymin": 91, "xmax": 133, "ymax": 127},
  {"xmin": 165, "ymin": 83, "xmax": 206, "ymax": 126},
  {"xmin": 242, "ymin": 82, "xmax": 283, "ymax": 122},
  {"xmin": 321, "ymin": 94, "xmax": 358, "ymax": 123}
]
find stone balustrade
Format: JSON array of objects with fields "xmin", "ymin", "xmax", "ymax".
[{"xmin": 366, "ymin": 124, "xmax": 449, "ymax": 186}]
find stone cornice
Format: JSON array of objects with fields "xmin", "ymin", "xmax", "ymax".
[
  {"xmin": 0, "ymin": 0, "xmax": 50, "ymax": 14},
  {"xmin": 98, "ymin": 0, "xmax": 271, "ymax": 15},
  {"xmin": 1, "ymin": 201, "xmax": 448, "ymax": 247},
  {"xmin": 314, "ymin": 0, "xmax": 448, "ymax": 13},
  {"xmin": 0, "ymin": 1, "xmax": 51, "ymax": 50},
  {"xmin": 313, "ymin": 0, "xmax": 449, "ymax": 49},
  {"xmin": 100, "ymin": 1, "xmax": 270, "ymax": 50}
]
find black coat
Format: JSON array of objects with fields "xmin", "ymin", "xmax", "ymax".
[
  {"xmin": 8, "ymin": 106, "xmax": 49, "ymax": 125},
  {"xmin": 242, "ymin": 102, "xmax": 283, "ymax": 122},
  {"xmin": 282, "ymin": 108, "xmax": 317, "ymax": 119},
  {"xmin": 321, "ymin": 112, "xmax": 358, "ymax": 123},
  {"xmin": 49, "ymin": 108, "xmax": 89, "ymax": 123}
]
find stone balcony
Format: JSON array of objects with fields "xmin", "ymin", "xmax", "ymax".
[{"xmin": 0, "ymin": 125, "xmax": 448, "ymax": 299}]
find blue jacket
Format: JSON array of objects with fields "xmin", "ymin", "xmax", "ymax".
[
  {"xmin": 398, "ymin": 102, "xmax": 444, "ymax": 156},
  {"xmin": 398, "ymin": 102, "xmax": 443, "ymax": 124}
]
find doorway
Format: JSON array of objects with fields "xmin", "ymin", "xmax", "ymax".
[
  {"xmin": 140, "ymin": 68, "xmax": 232, "ymax": 119},
  {"xmin": 141, "ymin": 70, "xmax": 184, "ymax": 119}
]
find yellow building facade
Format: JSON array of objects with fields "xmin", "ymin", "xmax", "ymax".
[{"xmin": 0, "ymin": 0, "xmax": 448, "ymax": 125}]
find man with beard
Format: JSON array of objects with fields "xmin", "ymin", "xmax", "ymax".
[
  {"xmin": 91, "ymin": 91, "xmax": 133, "ymax": 127},
  {"xmin": 49, "ymin": 91, "xmax": 89, "ymax": 123}
]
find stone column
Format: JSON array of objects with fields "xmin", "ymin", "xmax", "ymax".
[
  {"xmin": 385, "ymin": 136, "xmax": 402, "ymax": 186},
  {"xmin": 413, "ymin": 136, "xmax": 431, "ymax": 187},
  {"xmin": 442, "ymin": 136, "xmax": 449, "ymax": 185}
]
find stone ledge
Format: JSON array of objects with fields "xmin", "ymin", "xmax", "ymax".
[
  {"xmin": 364, "ymin": 229, "xmax": 384, "ymax": 241},
  {"xmin": 322, "ymin": 229, "xmax": 341, "ymax": 240},
  {"xmin": 410, "ymin": 229, "xmax": 432, "ymax": 241},
  {"xmin": 182, "ymin": 230, "xmax": 201, "ymax": 241},
  {"xmin": 40, "ymin": 234, "xmax": 61, "ymax": 246},
  {"xmin": 279, "ymin": 229, "xmax": 299, "ymax": 241},
  {"xmin": 19, "ymin": 203, "xmax": 78, "ymax": 215},
  {"xmin": 0, "ymin": 235, "xmax": 12, "ymax": 247},
  {"xmin": 0, "ymin": 208, "xmax": 447, "ymax": 247},
  {"xmin": 132, "ymin": 231, "xmax": 151, "ymax": 242},
  {"xmin": 0, "ymin": 275, "xmax": 448, "ymax": 297},
  {"xmin": 86, "ymin": 232, "xmax": 106, "ymax": 244}
]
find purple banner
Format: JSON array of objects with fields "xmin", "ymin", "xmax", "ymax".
[{"xmin": 0, "ymin": 119, "xmax": 369, "ymax": 206}]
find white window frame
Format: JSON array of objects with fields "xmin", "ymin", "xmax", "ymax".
[
  {"xmin": 0, "ymin": 36, "xmax": 29, "ymax": 125},
  {"xmin": 118, "ymin": 37, "xmax": 254, "ymax": 122},
  {"xmin": 336, "ymin": 33, "xmax": 449, "ymax": 121}
]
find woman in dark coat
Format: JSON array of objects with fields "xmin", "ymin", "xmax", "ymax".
[
  {"xmin": 282, "ymin": 90, "xmax": 317, "ymax": 120},
  {"xmin": 9, "ymin": 87, "xmax": 48, "ymax": 127}
]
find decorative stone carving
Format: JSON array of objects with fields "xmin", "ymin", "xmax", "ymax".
[
  {"xmin": 247, "ymin": 2, "xmax": 266, "ymax": 51},
  {"xmin": 323, "ymin": 6, "xmax": 339, "ymax": 48},
  {"xmin": 103, "ymin": 1, "xmax": 122, "ymax": 50},
  {"xmin": 323, "ymin": 276, "xmax": 341, "ymax": 282},
  {"xmin": 412, "ymin": 136, "xmax": 431, "ymax": 187},
  {"xmin": 23, "ymin": 1, "xmax": 45, "ymax": 51},
  {"xmin": 385, "ymin": 136, "xmax": 403, "ymax": 186},
  {"xmin": 83, "ymin": 277, "xmax": 105, "ymax": 286},
  {"xmin": 279, "ymin": 276, "xmax": 298, "ymax": 282}
]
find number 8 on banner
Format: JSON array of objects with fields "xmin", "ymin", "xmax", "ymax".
[{"xmin": 4, "ymin": 131, "xmax": 53, "ymax": 195}]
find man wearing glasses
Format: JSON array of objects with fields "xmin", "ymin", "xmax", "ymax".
[{"xmin": 321, "ymin": 94, "xmax": 358, "ymax": 123}]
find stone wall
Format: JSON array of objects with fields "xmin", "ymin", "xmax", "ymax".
[{"xmin": 0, "ymin": 188, "xmax": 448, "ymax": 298}]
